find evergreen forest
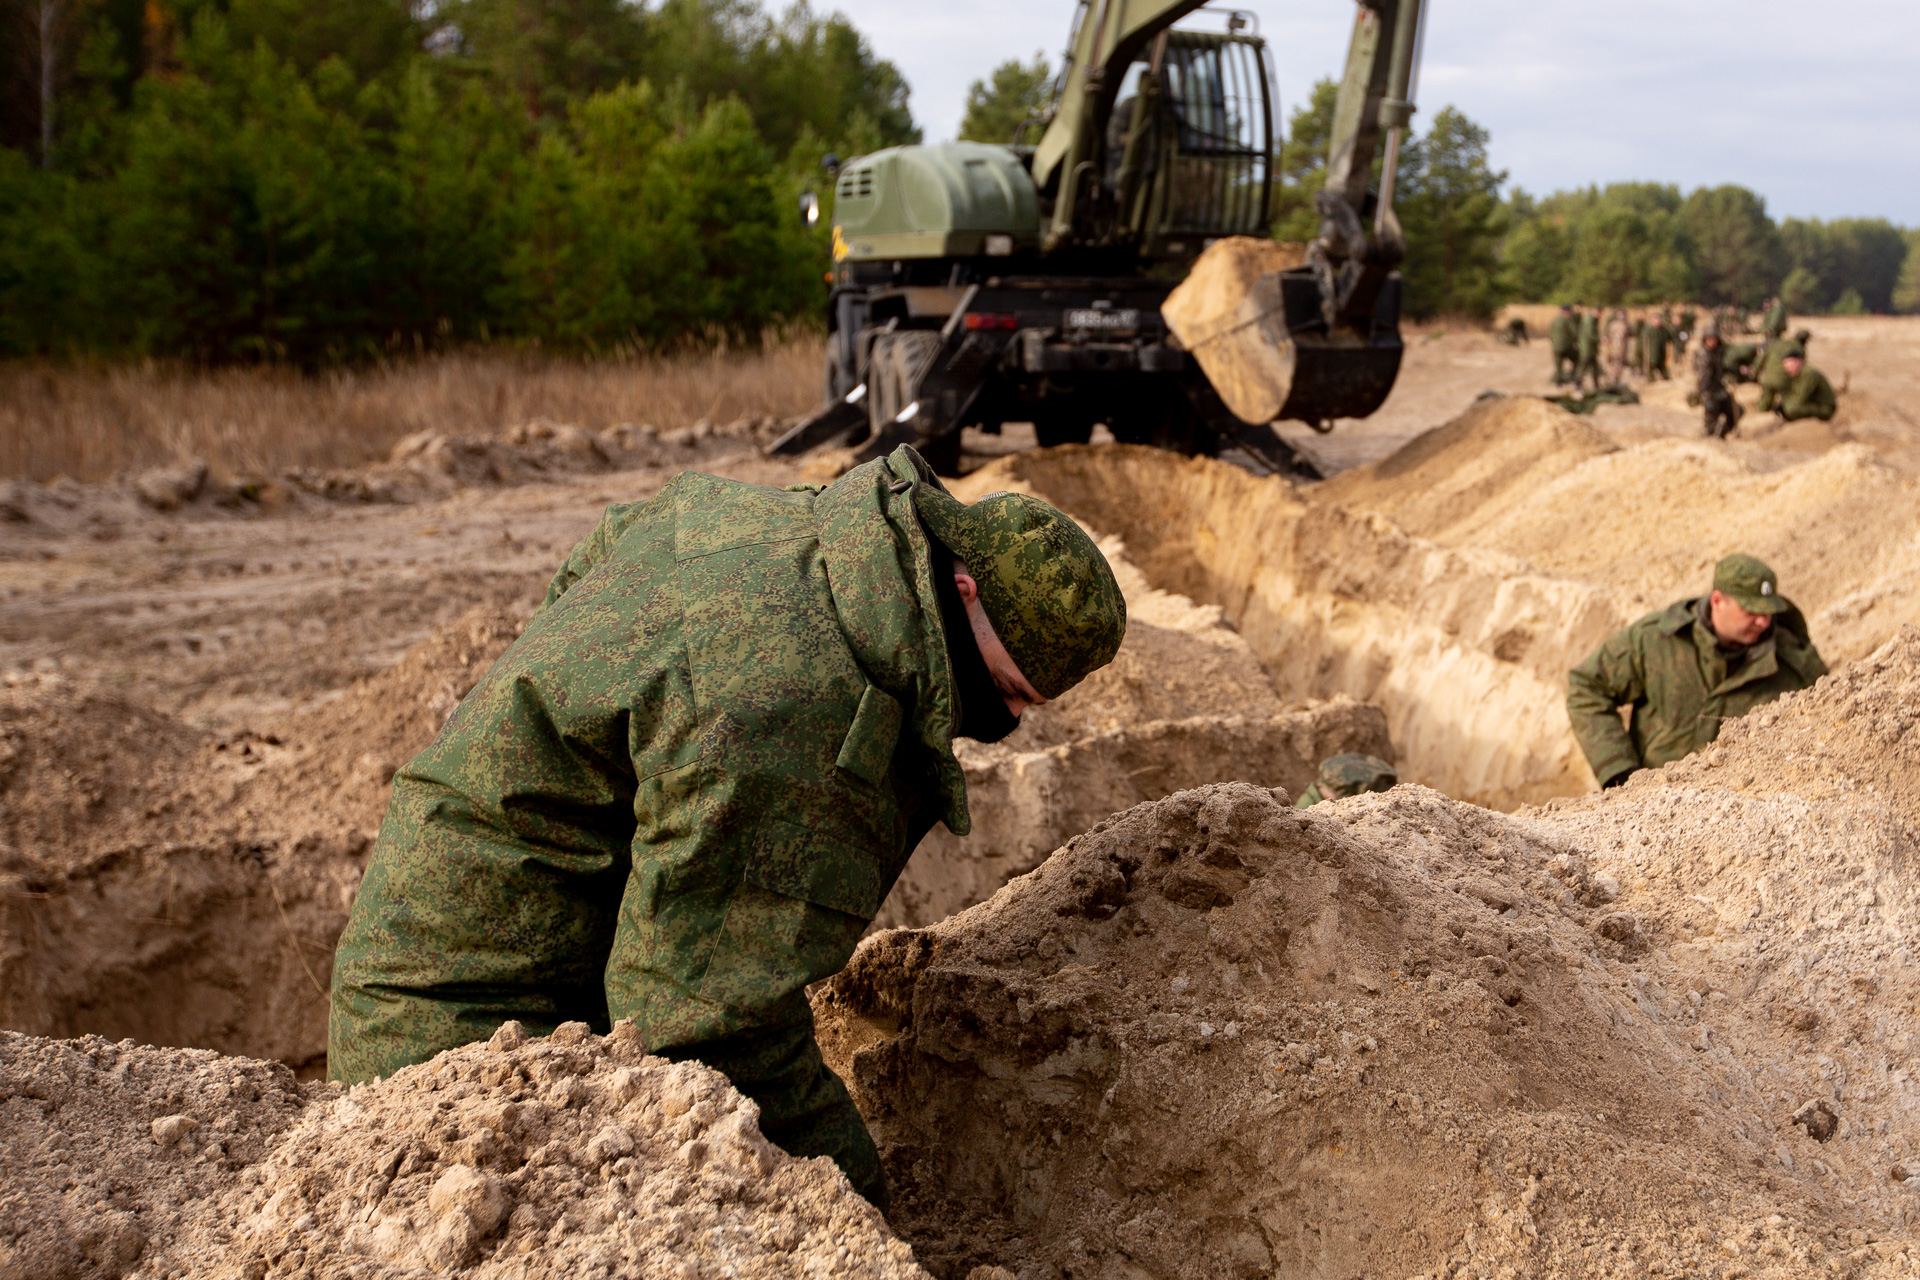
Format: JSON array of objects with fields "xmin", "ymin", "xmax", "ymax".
[{"xmin": 4, "ymin": 7, "xmax": 1916, "ymax": 368}]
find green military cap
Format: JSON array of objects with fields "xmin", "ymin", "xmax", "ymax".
[
  {"xmin": 912, "ymin": 484, "xmax": 1126, "ymax": 699},
  {"xmin": 1315, "ymin": 753, "xmax": 1398, "ymax": 801},
  {"xmin": 1713, "ymin": 553, "xmax": 1789, "ymax": 616}
]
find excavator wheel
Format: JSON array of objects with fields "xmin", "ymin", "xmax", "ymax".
[{"xmin": 868, "ymin": 330, "xmax": 958, "ymax": 474}]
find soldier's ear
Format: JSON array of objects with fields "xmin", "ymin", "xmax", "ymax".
[{"xmin": 954, "ymin": 570, "xmax": 980, "ymax": 607}]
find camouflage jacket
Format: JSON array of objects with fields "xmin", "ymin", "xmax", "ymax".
[
  {"xmin": 1548, "ymin": 314, "xmax": 1578, "ymax": 355},
  {"xmin": 1781, "ymin": 366, "xmax": 1838, "ymax": 422},
  {"xmin": 329, "ymin": 446, "xmax": 968, "ymax": 1083},
  {"xmin": 1578, "ymin": 313, "xmax": 1601, "ymax": 356},
  {"xmin": 1567, "ymin": 596, "xmax": 1827, "ymax": 787},
  {"xmin": 1757, "ymin": 337, "xmax": 1805, "ymax": 392}
]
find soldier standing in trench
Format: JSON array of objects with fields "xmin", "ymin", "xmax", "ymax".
[
  {"xmin": 1566, "ymin": 554, "xmax": 1826, "ymax": 790},
  {"xmin": 1548, "ymin": 304, "xmax": 1579, "ymax": 386},
  {"xmin": 327, "ymin": 445, "xmax": 1126, "ymax": 1208},
  {"xmin": 1574, "ymin": 306, "xmax": 1604, "ymax": 392}
]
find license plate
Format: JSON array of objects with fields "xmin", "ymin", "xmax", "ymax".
[{"xmin": 1065, "ymin": 308, "xmax": 1139, "ymax": 333}]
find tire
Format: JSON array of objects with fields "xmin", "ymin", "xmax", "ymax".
[{"xmin": 867, "ymin": 330, "xmax": 941, "ymax": 432}]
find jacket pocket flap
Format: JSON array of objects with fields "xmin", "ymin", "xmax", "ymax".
[
  {"xmin": 745, "ymin": 819, "xmax": 886, "ymax": 920},
  {"xmin": 835, "ymin": 683, "xmax": 903, "ymax": 788}
]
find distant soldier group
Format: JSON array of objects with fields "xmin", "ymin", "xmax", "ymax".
[{"xmin": 1544, "ymin": 296, "xmax": 1838, "ymax": 438}]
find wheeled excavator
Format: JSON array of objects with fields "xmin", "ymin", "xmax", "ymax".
[{"xmin": 767, "ymin": 0, "xmax": 1428, "ymax": 478}]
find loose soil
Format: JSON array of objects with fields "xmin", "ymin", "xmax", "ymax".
[
  {"xmin": 5, "ymin": 318, "xmax": 1920, "ymax": 1278},
  {"xmin": 817, "ymin": 629, "xmax": 1920, "ymax": 1280},
  {"xmin": 2, "ymin": 1022, "xmax": 924, "ymax": 1280}
]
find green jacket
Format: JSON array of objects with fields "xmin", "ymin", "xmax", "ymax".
[
  {"xmin": 1757, "ymin": 337, "xmax": 1804, "ymax": 393},
  {"xmin": 1764, "ymin": 298, "xmax": 1789, "ymax": 339},
  {"xmin": 1781, "ymin": 366, "xmax": 1838, "ymax": 422},
  {"xmin": 329, "ymin": 446, "xmax": 968, "ymax": 1084},
  {"xmin": 1577, "ymin": 313, "xmax": 1601, "ymax": 356},
  {"xmin": 1645, "ymin": 324, "xmax": 1670, "ymax": 359},
  {"xmin": 1549, "ymin": 314, "xmax": 1577, "ymax": 355},
  {"xmin": 1567, "ymin": 596, "xmax": 1826, "ymax": 787}
]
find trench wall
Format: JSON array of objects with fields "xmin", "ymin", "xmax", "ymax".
[{"xmin": 968, "ymin": 446, "xmax": 1631, "ymax": 807}]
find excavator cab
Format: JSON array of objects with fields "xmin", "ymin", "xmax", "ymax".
[{"xmin": 1101, "ymin": 29, "xmax": 1275, "ymax": 257}]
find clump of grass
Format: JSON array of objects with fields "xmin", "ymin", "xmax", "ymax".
[{"xmin": 0, "ymin": 335, "xmax": 825, "ymax": 483}]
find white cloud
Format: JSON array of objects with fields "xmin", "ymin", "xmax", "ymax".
[{"xmin": 823, "ymin": 0, "xmax": 1920, "ymax": 224}]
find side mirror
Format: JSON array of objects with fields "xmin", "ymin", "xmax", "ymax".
[
  {"xmin": 800, "ymin": 190, "xmax": 821, "ymax": 227},
  {"xmin": 823, "ymin": 152, "xmax": 841, "ymax": 178}
]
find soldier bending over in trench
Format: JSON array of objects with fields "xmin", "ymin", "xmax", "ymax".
[
  {"xmin": 326, "ymin": 445, "xmax": 1126, "ymax": 1208},
  {"xmin": 1566, "ymin": 554, "xmax": 1826, "ymax": 790}
]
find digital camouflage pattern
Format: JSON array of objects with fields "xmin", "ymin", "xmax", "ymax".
[
  {"xmin": 913, "ymin": 486, "xmax": 1125, "ymax": 700},
  {"xmin": 1781, "ymin": 364, "xmax": 1838, "ymax": 422},
  {"xmin": 1566, "ymin": 593, "xmax": 1827, "ymax": 788},
  {"xmin": 1293, "ymin": 753, "xmax": 1398, "ymax": 807},
  {"xmin": 328, "ymin": 444, "xmax": 1012, "ymax": 1205}
]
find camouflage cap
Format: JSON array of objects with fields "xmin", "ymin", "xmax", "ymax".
[
  {"xmin": 913, "ymin": 485, "xmax": 1126, "ymax": 699},
  {"xmin": 1713, "ymin": 552, "xmax": 1789, "ymax": 616},
  {"xmin": 1317, "ymin": 753, "xmax": 1398, "ymax": 800}
]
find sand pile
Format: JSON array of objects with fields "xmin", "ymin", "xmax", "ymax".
[
  {"xmin": 970, "ymin": 406, "xmax": 1920, "ymax": 806},
  {"xmin": 1323, "ymin": 405, "xmax": 1920, "ymax": 665},
  {"xmin": 0, "ymin": 606, "xmax": 525, "ymax": 1069},
  {"xmin": 827, "ymin": 629, "xmax": 1920, "ymax": 1277},
  {"xmin": 1, "ymin": 1024, "xmax": 927, "ymax": 1280},
  {"xmin": 816, "ymin": 632, "xmax": 1920, "ymax": 1278},
  {"xmin": 876, "ymin": 536, "xmax": 1392, "ymax": 930},
  {"xmin": 0, "ymin": 417, "xmax": 783, "ymax": 534},
  {"xmin": 956, "ymin": 440, "xmax": 1613, "ymax": 806},
  {"xmin": 0, "ymin": 1032, "xmax": 315, "ymax": 1280}
]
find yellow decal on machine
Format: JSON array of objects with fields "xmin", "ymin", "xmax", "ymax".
[{"xmin": 831, "ymin": 225, "xmax": 849, "ymax": 262}]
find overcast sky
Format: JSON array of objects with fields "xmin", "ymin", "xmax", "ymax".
[{"xmin": 827, "ymin": 0, "xmax": 1920, "ymax": 226}]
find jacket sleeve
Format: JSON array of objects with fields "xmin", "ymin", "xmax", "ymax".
[
  {"xmin": 1567, "ymin": 628, "xmax": 1646, "ymax": 787},
  {"xmin": 537, "ymin": 493, "xmax": 662, "ymax": 613}
]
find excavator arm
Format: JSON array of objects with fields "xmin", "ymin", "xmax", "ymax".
[{"xmin": 1030, "ymin": 0, "xmax": 1211, "ymax": 250}]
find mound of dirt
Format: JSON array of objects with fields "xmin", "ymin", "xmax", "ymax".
[
  {"xmin": 0, "ymin": 416, "xmax": 785, "ymax": 536},
  {"xmin": 968, "ymin": 409, "xmax": 1920, "ymax": 806},
  {"xmin": 0, "ymin": 1031, "xmax": 315, "ymax": 1280},
  {"xmin": 958, "ymin": 441, "xmax": 1613, "ymax": 806},
  {"xmin": 2, "ymin": 1023, "xmax": 927, "ymax": 1280},
  {"xmin": 0, "ymin": 605, "xmax": 527, "ymax": 1070},
  {"xmin": 1311, "ymin": 396, "xmax": 1620, "ymax": 548},
  {"xmin": 875, "ymin": 536, "xmax": 1393, "ymax": 930},
  {"xmin": 817, "ymin": 633, "xmax": 1920, "ymax": 1279}
]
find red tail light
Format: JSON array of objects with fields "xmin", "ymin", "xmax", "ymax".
[{"xmin": 963, "ymin": 313, "xmax": 1020, "ymax": 331}]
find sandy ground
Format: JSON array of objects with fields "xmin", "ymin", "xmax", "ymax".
[
  {"xmin": 5, "ymin": 315, "xmax": 1915, "ymax": 731},
  {"xmin": 6, "ymin": 318, "xmax": 1920, "ymax": 1279},
  {"xmin": 1278, "ymin": 313, "xmax": 1920, "ymax": 475}
]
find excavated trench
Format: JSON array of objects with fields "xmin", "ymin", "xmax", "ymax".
[{"xmin": 13, "ymin": 398, "xmax": 1920, "ymax": 1278}]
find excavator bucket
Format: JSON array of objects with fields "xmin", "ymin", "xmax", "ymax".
[{"xmin": 1163, "ymin": 237, "xmax": 1403, "ymax": 428}]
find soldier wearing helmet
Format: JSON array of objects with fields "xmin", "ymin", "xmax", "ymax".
[
  {"xmin": 1567, "ymin": 554, "xmax": 1826, "ymax": 790},
  {"xmin": 328, "ymin": 445, "xmax": 1127, "ymax": 1208}
]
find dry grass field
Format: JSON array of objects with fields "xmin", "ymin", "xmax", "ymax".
[{"xmin": 0, "ymin": 333, "xmax": 825, "ymax": 483}]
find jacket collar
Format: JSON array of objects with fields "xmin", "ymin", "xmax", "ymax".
[
  {"xmin": 1666, "ymin": 593, "xmax": 1817, "ymax": 694},
  {"xmin": 813, "ymin": 447, "xmax": 969, "ymax": 835}
]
